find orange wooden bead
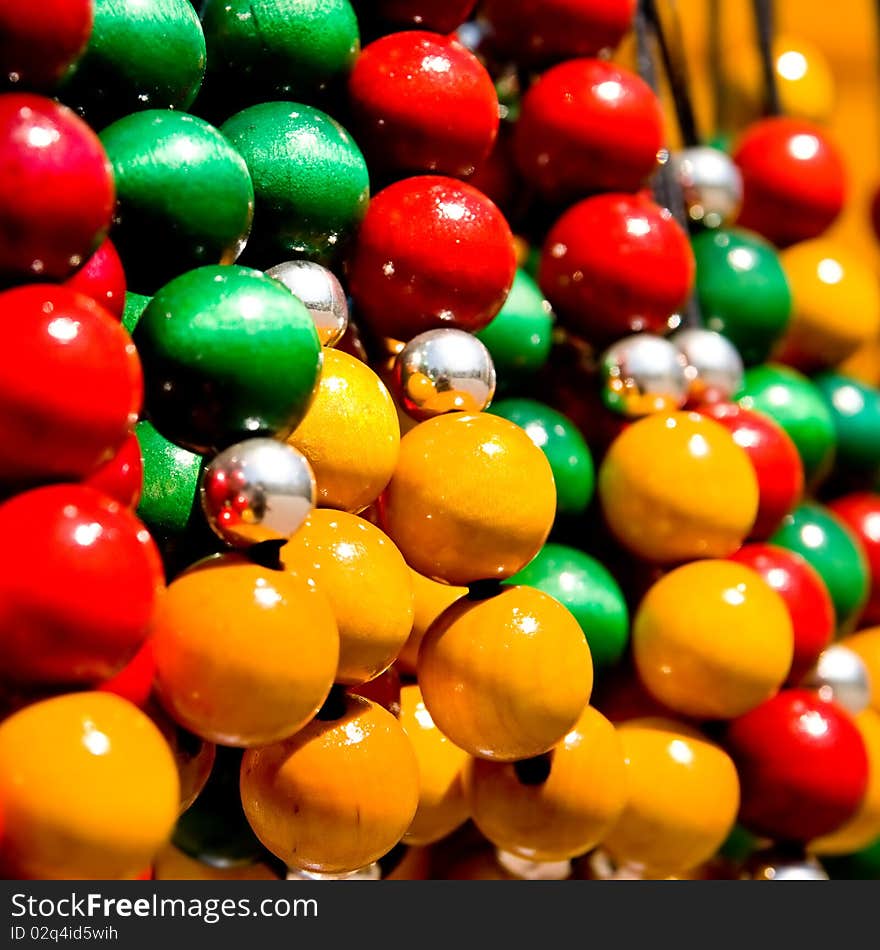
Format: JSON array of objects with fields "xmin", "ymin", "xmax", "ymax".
[
  {"xmin": 464, "ymin": 705, "xmax": 627, "ymax": 861},
  {"xmin": 840, "ymin": 628, "xmax": 880, "ymax": 713},
  {"xmin": 418, "ymin": 586, "xmax": 593, "ymax": 761},
  {"xmin": 380, "ymin": 412, "xmax": 556, "ymax": 584},
  {"xmin": 776, "ymin": 239, "xmax": 880, "ymax": 372},
  {"xmin": 287, "ymin": 348, "xmax": 400, "ymax": 513},
  {"xmin": 633, "ymin": 560, "xmax": 794, "ymax": 719},
  {"xmin": 810, "ymin": 707, "xmax": 880, "ymax": 855},
  {"xmin": 602, "ymin": 718, "xmax": 740, "ymax": 876},
  {"xmin": 0, "ymin": 692, "xmax": 179, "ymax": 880},
  {"xmin": 281, "ymin": 509, "xmax": 414, "ymax": 686},
  {"xmin": 598, "ymin": 411, "xmax": 759, "ymax": 564},
  {"xmin": 396, "ymin": 569, "xmax": 467, "ymax": 675},
  {"xmin": 240, "ymin": 694, "xmax": 419, "ymax": 874},
  {"xmin": 399, "ymin": 683, "xmax": 470, "ymax": 846},
  {"xmin": 152, "ymin": 554, "xmax": 339, "ymax": 747}
]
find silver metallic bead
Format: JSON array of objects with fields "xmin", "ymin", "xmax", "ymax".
[
  {"xmin": 801, "ymin": 644, "xmax": 872, "ymax": 716},
  {"xmin": 599, "ymin": 333, "xmax": 690, "ymax": 417},
  {"xmin": 266, "ymin": 260, "xmax": 349, "ymax": 347},
  {"xmin": 671, "ymin": 146, "xmax": 743, "ymax": 230},
  {"xmin": 200, "ymin": 438, "xmax": 316, "ymax": 548},
  {"xmin": 742, "ymin": 848, "xmax": 829, "ymax": 881},
  {"xmin": 392, "ymin": 328, "xmax": 497, "ymax": 421},
  {"xmin": 670, "ymin": 327, "xmax": 745, "ymax": 403}
]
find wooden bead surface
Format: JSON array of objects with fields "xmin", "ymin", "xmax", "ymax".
[
  {"xmin": 464, "ymin": 705, "xmax": 627, "ymax": 861},
  {"xmin": 152, "ymin": 554, "xmax": 340, "ymax": 746},
  {"xmin": 399, "ymin": 684, "xmax": 470, "ymax": 847},
  {"xmin": 418, "ymin": 585, "xmax": 593, "ymax": 761},
  {"xmin": 287, "ymin": 348, "xmax": 400, "ymax": 514},
  {"xmin": 380, "ymin": 412, "xmax": 556, "ymax": 585},
  {"xmin": 0, "ymin": 692, "xmax": 179, "ymax": 880},
  {"xmin": 240, "ymin": 694, "xmax": 419, "ymax": 874},
  {"xmin": 281, "ymin": 509, "xmax": 414, "ymax": 686},
  {"xmin": 601, "ymin": 718, "xmax": 740, "ymax": 877}
]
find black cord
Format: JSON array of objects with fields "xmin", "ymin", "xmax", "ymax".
[
  {"xmin": 644, "ymin": 0, "xmax": 701, "ymax": 147},
  {"xmin": 634, "ymin": 0, "xmax": 702, "ymax": 329},
  {"xmin": 752, "ymin": 0, "xmax": 782, "ymax": 115}
]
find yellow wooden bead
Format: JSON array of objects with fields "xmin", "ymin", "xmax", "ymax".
[
  {"xmin": 399, "ymin": 683, "xmax": 470, "ymax": 847},
  {"xmin": 777, "ymin": 239, "xmax": 880, "ymax": 371},
  {"xmin": 722, "ymin": 33, "xmax": 836, "ymax": 126},
  {"xmin": 464, "ymin": 705, "xmax": 627, "ymax": 861},
  {"xmin": 240, "ymin": 695, "xmax": 419, "ymax": 875},
  {"xmin": 839, "ymin": 628, "xmax": 880, "ymax": 713},
  {"xmin": 287, "ymin": 348, "xmax": 400, "ymax": 513},
  {"xmin": 152, "ymin": 554, "xmax": 339, "ymax": 747},
  {"xmin": 418, "ymin": 585, "xmax": 593, "ymax": 761},
  {"xmin": 839, "ymin": 338, "xmax": 880, "ymax": 388},
  {"xmin": 602, "ymin": 718, "xmax": 740, "ymax": 877},
  {"xmin": 280, "ymin": 509, "xmax": 414, "ymax": 686},
  {"xmin": 598, "ymin": 411, "xmax": 759, "ymax": 564},
  {"xmin": 397, "ymin": 569, "xmax": 467, "ymax": 675},
  {"xmin": 0, "ymin": 692, "xmax": 179, "ymax": 880},
  {"xmin": 633, "ymin": 560, "xmax": 794, "ymax": 719},
  {"xmin": 381, "ymin": 412, "xmax": 556, "ymax": 585},
  {"xmin": 810, "ymin": 707, "xmax": 880, "ymax": 855}
]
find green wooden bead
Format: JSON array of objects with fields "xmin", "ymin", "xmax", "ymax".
[
  {"xmin": 133, "ymin": 264, "xmax": 322, "ymax": 453},
  {"xmin": 488, "ymin": 397, "xmax": 594, "ymax": 516},
  {"xmin": 475, "ymin": 269, "xmax": 554, "ymax": 385},
  {"xmin": 770, "ymin": 501, "xmax": 869, "ymax": 634},
  {"xmin": 221, "ymin": 102, "xmax": 369, "ymax": 266},
  {"xmin": 135, "ymin": 419, "xmax": 202, "ymax": 537},
  {"xmin": 814, "ymin": 371, "xmax": 880, "ymax": 476},
  {"xmin": 59, "ymin": 0, "xmax": 206, "ymax": 130},
  {"xmin": 508, "ymin": 543, "xmax": 629, "ymax": 669},
  {"xmin": 200, "ymin": 0, "xmax": 359, "ymax": 103},
  {"xmin": 100, "ymin": 111, "xmax": 254, "ymax": 294},
  {"xmin": 737, "ymin": 363, "xmax": 836, "ymax": 485},
  {"xmin": 122, "ymin": 292, "xmax": 151, "ymax": 336},
  {"xmin": 692, "ymin": 228, "xmax": 792, "ymax": 365}
]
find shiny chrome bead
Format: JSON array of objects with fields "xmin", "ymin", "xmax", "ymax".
[
  {"xmin": 599, "ymin": 333, "xmax": 689, "ymax": 417},
  {"xmin": 392, "ymin": 328, "xmax": 497, "ymax": 421},
  {"xmin": 670, "ymin": 327, "xmax": 745, "ymax": 403},
  {"xmin": 801, "ymin": 644, "xmax": 872, "ymax": 716},
  {"xmin": 671, "ymin": 146, "xmax": 743, "ymax": 230},
  {"xmin": 266, "ymin": 260, "xmax": 349, "ymax": 347},
  {"xmin": 742, "ymin": 848, "xmax": 829, "ymax": 881},
  {"xmin": 200, "ymin": 438, "xmax": 316, "ymax": 548}
]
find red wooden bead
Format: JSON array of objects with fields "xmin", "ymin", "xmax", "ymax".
[
  {"xmin": 729, "ymin": 544, "xmax": 834, "ymax": 685},
  {"xmin": 349, "ymin": 175, "xmax": 516, "ymax": 342},
  {"xmin": 514, "ymin": 59, "xmax": 663, "ymax": 203},
  {"xmin": 538, "ymin": 192, "xmax": 694, "ymax": 345},
  {"xmin": 0, "ymin": 93, "xmax": 115, "ymax": 282},
  {"xmin": 480, "ymin": 0, "xmax": 636, "ymax": 66},
  {"xmin": 0, "ymin": 0, "xmax": 92, "ymax": 89},
  {"xmin": 65, "ymin": 238, "xmax": 127, "ymax": 321},
  {"xmin": 349, "ymin": 31, "xmax": 498, "ymax": 179},
  {"xmin": 827, "ymin": 492, "xmax": 880, "ymax": 627},
  {"xmin": 372, "ymin": 0, "xmax": 477, "ymax": 32},
  {"xmin": 725, "ymin": 689, "xmax": 869, "ymax": 842},
  {"xmin": 733, "ymin": 117, "xmax": 846, "ymax": 248},
  {"xmin": 698, "ymin": 401, "xmax": 804, "ymax": 540},
  {"xmin": 0, "ymin": 285, "xmax": 142, "ymax": 486},
  {"xmin": 84, "ymin": 431, "xmax": 143, "ymax": 509},
  {"xmin": 0, "ymin": 484, "xmax": 164, "ymax": 687},
  {"xmin": 99, "ymin": 640, "xmax": 157, "ymax": 710}
]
